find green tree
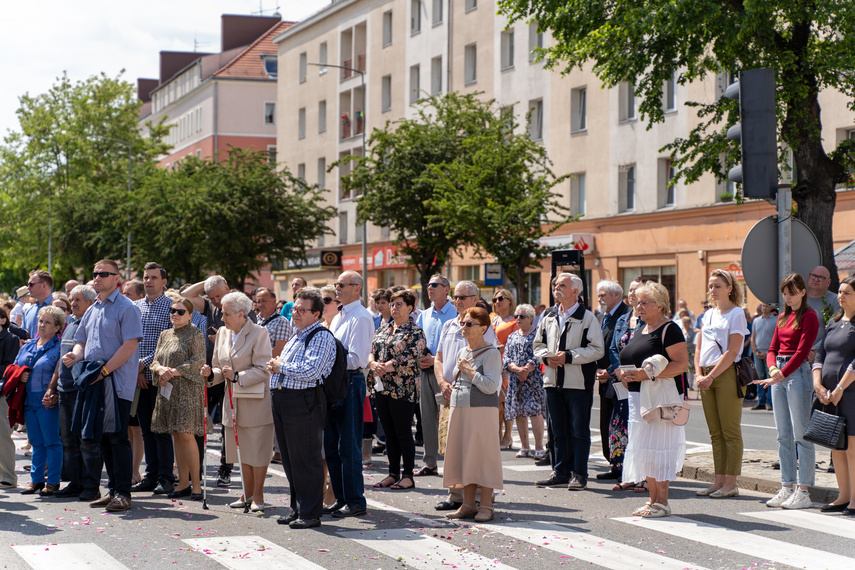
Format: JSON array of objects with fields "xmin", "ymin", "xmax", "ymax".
[{"xmin": 499, "ymin": 0, "xmax": 855, "ymax": 287}]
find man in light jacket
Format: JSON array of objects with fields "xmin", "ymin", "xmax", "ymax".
[{"xmin": 533, "ymin": 273, "xmax": 604, "ymax": 490}]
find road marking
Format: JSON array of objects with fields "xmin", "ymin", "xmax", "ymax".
[
  {"xmin": 339, "ymin": 528, "xmax": 517, "ymax": 569},
  {"xmin": 615, "ymin": 515, "xmax": 855, "ymax": 569},
  {"xmin": 184, "ymin": 535, "xmax": 325, "ymax": 569},
  {"xmin": 478, "ymin": 521, "xmax": 710, "ymax": 570},
  {"xmin": 741, "ymin": 423, "xmax": 777, "ymax": 430},
  {"xmin": 504, "ymin": 464, "xmax": 552, "ymax": 472},
  {"xmin": 12, "ymin": 543, "xmax": 129, "ymax": 569},
  {"xmin": 743, "ymin": 509, "xmax": 855, "ymax": 539}
]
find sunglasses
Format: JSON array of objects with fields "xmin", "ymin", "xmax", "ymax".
[
  {"xmin": 27, "ymin": 281, "xmax": 42, "ymax": 287},
  {"xmin": 461, "ymin": 321, "xmax": 480, "ymax": 328},
  {"xmin": 514, "ymin": 314, "xmax": 528, "ymax": 319},
  {"xmin": 92, "ymin": 271, "xmax": 118, "ymax": 279},
  {"xmin": 452, "ymin": 295, "xmax": 474, "ymax": 301},
  {"xmin": 170, "ymin": 308, "xmax": 187, "ymax": 315},
  {"xmin": 492, "ymin": 296, "xmax": 506, "ymax": 303},
  {"xmin": 323, "ymin": 297, "xmax": 334, "ymax": 305},
  {"xmin": 334, "ymin": 282, "xmax": 357, "ymax": 288},
  {"xmin": 427, "ymin": 282, "xmax": 445, "ymax": 289}
]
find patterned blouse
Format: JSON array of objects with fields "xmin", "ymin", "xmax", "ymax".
[
  {"xmin": 369, "ymin": 318, "xmax": 427, "ymax": 402},
  {"xmin": 502, "ymin": 328, "xmax": 542, "ymax": 384}
]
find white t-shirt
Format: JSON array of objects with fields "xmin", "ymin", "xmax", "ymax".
[
  {"xmin": 10, "ymin": 302, "xmax": 26, "ymax": 326},
  {"xmin": 698, "ymin": 306, "xmax": 749, "ymax": 367}
]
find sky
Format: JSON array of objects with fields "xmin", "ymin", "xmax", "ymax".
[{"xmin": 0, "ymin": 0, "xmax": 332, "ymax": 137}]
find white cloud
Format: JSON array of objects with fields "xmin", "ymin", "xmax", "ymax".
[{"xmin": 0, "ymin": 0, "xmax": 331, "ymax": 136}]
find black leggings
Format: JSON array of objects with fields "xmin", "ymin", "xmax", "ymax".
[{"xmin": 375, "ymin": 394, "xmax": 415, "ymax": 480}]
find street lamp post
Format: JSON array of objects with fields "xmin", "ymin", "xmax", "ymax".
[
  {"xmin": 97, "ymin": 136, "xmax": 133, "ymax": 279},
  {"xmin": 308, "ymin": 61, "xmax": 368, "ymax": 305}
]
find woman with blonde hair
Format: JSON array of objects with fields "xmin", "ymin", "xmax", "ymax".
[
  {"xmin": 491, "ymin": 289, "xmax": 518, "ymax": 449},
  {"xmin": 320, "ymin": 285, "xmax": 339, "ymax": 328},
  {"xmin": 695, "ymin": 269, "xmax": 749, "ymax": 498}
]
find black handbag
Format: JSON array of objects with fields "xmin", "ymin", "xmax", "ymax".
[
  {"xmin": 713, "ymin": 339, "xmax": 757, "ymax": 398},
  {"xmin": 803, "ymin": 404, "xmax": 848, "ymax": 450}
]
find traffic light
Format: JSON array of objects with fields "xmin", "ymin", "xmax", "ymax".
[{"xmin": 724, "ymin": 68, "xmax": 778, "ymax": 200}]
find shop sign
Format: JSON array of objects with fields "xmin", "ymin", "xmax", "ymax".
[
  {"xmin": 372, "ymin": 245, "xmax": 408, "ymax": 269},
  {"xmin": 710, "ymin": 262, "xmax": 744, "ymax": 280},
  {"xmin": 569, "ymin": 233, "xmax": 594, "ymax": 253},
  {"xmin": 320, "ymin": 250, "xmax": 342, "ymax": 268},
  {"xmin": 342, "ymin": 255, "xmax": 373, "ymax": 271},
  {"xmin": 287, "ymin": 254, "xmax": 321, "ymax": 270}
]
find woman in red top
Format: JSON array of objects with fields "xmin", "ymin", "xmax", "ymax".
[{"xmin": 763, "ymin": 273, "xmax": 820, "ymax": 510}]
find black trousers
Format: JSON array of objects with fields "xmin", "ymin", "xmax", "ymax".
[
  {"xmin": 599, "ymin": 393, "xmax": 615, "ymax": 463},
  {"xmin": 375, "ymin": 394, "xmax": 416, "ymax": 480},
  {"xmin": 271, "ymin": 387, "xmax": 326, "ymax": 520}
]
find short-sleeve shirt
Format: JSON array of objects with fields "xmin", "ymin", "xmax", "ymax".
[
  {"xmin": 416, "ymin": 300, "xmax": 456, "ymax": 356},
  {"xmin": 619, "ymin": 321, "xmax": 685, "ymax": 393},
  {"xmin": 259, "ymin": 313, "xmax": 294, "ymax": 350},
  {"xmin": 74, "ymin": 287, "xmax": 143, "ymax": 401},
  {"xmin": 697, "ymin": 306, "xmax": 749, "ymax": 367},
  {"xmin": 807, "ymin": 291, "xmax": 840, "ymax": 349},
  {"xmin": 437, "ymin": 316, "xmax": 499, "ymax": 383}
]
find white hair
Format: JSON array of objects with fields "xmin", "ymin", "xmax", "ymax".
[
  {"xmin": 204, "ymin": 275, "xmax": 227, "ymax": 294},
  {"xmin": 221, "ymin": 291, "xmax": 252, "ymax": 317},
  {"xmin": 596, "ymin": 280, "xmax": 623, "ymax": 297},
  {"xmin": 70, "ymin": 284, "xmax": 97, "ymax": 302},
  {"xmin": 516, "ymin": 303, "xmax": 536, "ymax": 319},
  {"xmin": 558, "ymin": 272, "xmax": 584, "ymax": 296},
  {"xmin": 455, "ymin": 280, "xmax": 479, "ymax": 296}
]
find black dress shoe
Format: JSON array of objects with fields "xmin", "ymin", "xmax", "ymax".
[
  {"xmin": 78, "ymin": 489, "xmax": 101, "ymax": 502},
  {"xmin": 191, "ymin": 493, "xmax": 203, "ymax": 501},
  {"xmin": 435, "ymin": 499, "xmax": 463, "ymax": 511},
  {"xmin": 596, "ymin": 470, "xmax": 621, "ymax": 480},
  {"xmin": 820, "ymin": 502, "xmax": 849, "ymax": 513},
  {"xmin": 322, "ymin": 500, "xmax": 345, "ymax": 515},
  {"xmin": 154, "ymin": 481, "xmax": 175, "ymax": 495},
  {"xmin": 167, "ymin": 486, "xmax": 191, "ymax": 499},
  {"xmin": 53, "ymin": 485, "xmax": 83, "ymax": 498},
  {"xmin": 534, "ymin": 453, "xmax": 552, "ymax": 467},
  {"xmin": 277, "ymin": 512, "xmax": 299, "ymax": 525},
  {"xmin": 130, "ymin": 479, "xmax": 158, "ymax": 493},
  {"xmin": 289, "ymin": 517, "xmax": 321, "ymax": 529},
  {"xmin": 843, "ymin": 507, "xmax": 855, "ymax": 516},
  {"xmin": 331, "ymin": 505, "xmax": 366, "ymax": 518}
]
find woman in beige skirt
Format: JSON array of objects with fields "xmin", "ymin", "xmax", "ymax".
[
  {"xmin": 443, "ymin": 307, "xmax": 503, "ymax": 522},
  {"xmin": 201, "ymin": 292, "xmax": 273, "ymax": 512}
]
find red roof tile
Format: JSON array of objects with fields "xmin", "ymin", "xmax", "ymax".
[{"xmin": 214, "ymin": 21, "xmax": 294, "ymax": 78}]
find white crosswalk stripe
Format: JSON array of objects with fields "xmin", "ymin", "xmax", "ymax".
[
  {"xmin": 184, "ymin": 535, "xmax": 325, "ymax": 569},
  {"xmin": 12, "ymin": 543, "xmax": 129, "ymax": 569},
  {"xmin": 614, "ymin": 514, "xmax": 855, "ymax": 570},
  {"xmin": 339, "ymin": 528, "xmax": 517, "ymax": 569},
  {"xmin": 743, "ymin": 509, "xmax": 855, "ymax": 540}
]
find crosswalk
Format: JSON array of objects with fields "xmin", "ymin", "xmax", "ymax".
[{"xmin": 10, "ymin": 501, "xmax": 855, "ymax": 569}]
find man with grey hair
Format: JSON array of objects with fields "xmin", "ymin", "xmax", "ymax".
[
  {"xmin": 433, "ymin": 280, "xmax": 499, "ymax": 511},
  {"xmin": 594, "ymin": 280, "xmax": 629, "ymax": 480},
  {"xmin": 42, "ymin": 284, "xmax": 97, "ymax": 499},
  {"xmin": 534, "ymin": 273, "xmax": 604, "ymax": 490},
  {"xmin": 185, "ymin": 275, "xmax": 257, "ymax": 487},
  {"xmin": 122, "ymin": 279, "xmax": 145, "ymax": 301}
]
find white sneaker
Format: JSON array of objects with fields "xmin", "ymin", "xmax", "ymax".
[
  {"xmin": 782, "ymin": 488, "xmax": 812, "ymax": 510},
  {"xmin": 766, "ymin": 487, "xmax": 794, "ymax": 508},
  {"xmin": 229, "ymin": 495, "xmax": 252, "ymax": 509}
]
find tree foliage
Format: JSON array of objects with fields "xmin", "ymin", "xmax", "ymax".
[{"xmin": 499, "ymin": 0, "xmax": 855, "ymax": 287}]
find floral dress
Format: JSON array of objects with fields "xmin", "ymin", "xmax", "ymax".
[
  {"xmin": 607, "ymin": 314, "xmax": 645, "ymax": 473},
  {"xmin": 502, "ymin": 328, "xmax": 546, "ymax": 419},
  {"xmin": 151, "ymin": 324, "xmax": 206, "ymax": 436},
  {"xmin": 369, "ymin": 318, "xmax": 427, "ymax": 403}
]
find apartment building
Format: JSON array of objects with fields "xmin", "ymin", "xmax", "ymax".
[{"xmin": 274, "ymin": 0, "xmax": 855, "ymax": 314}]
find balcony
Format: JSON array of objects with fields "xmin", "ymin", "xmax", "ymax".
[
  {"xmin": 356, "ymin": 53, "xmax": 366, "ymax": 73},
  {"xmin": 342, "ymin": 60, "xmax": 352, "ymax": 79}
]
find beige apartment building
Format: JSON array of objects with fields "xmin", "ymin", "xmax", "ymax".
[{"xmin": 273, "ymin": 0, "xmax": 855, "ymax": 315}]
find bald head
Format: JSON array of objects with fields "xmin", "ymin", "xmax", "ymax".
[{"xmin": 807, "ymin": 265, "xmax": 831, "ymax": 297}]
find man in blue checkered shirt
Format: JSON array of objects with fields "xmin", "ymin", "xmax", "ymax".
[{"xmin": 267, "ymin": 287, "xmax": 335, "ymax": 529}]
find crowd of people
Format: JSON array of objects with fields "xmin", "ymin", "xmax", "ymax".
[{"xmin": 2, "ymin": 260, "xmax": 855, "ymax": 527}]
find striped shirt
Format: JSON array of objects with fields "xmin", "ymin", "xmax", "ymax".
[{"xmin": 271, "ymin": 320, "xmax": 336, "ymax": 390}]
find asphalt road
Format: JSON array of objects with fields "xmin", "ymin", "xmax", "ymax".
[{"xmin": 2, "ymin": 397, "xmax": 850, "ymax": 570}]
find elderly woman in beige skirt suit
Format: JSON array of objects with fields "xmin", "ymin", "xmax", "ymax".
[{"xmin": 201, "ymin": 292, "xmax": 273, "ymax": 512}]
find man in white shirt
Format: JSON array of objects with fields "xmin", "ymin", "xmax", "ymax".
[{"xmin": 323, "ymin": 270, "xmax": 374, "ymax": 519}]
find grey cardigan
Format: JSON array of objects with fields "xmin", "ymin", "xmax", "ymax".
[{"xmin": 450, "ymin": 345, "xmax": 502, "ymax": 408}]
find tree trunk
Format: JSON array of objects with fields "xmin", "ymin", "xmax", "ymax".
[{"xmin": 515, "ymin": 259, "xmax": 529, "ymax": 306}]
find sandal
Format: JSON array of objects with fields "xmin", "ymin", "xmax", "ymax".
[
  {"xmin": 632, "ymin": 501, "xmax": 652, "ymax": 516},
  {"xmin": 372, "ymin": 475, "xmax": 399, "ymax": 488},
  {"xmin": 633, "ymin": 481, "xmax": 649, "ymax": 493},
  {"xmin": 390, "ymin": 477, "xmax": 415, "ymax": 490},
  {"xmin": 446, "ymin": 503, "xmax": 478, "ymax": 519},
  {"xmin": 474, "ymin": 505, "xmax": 494, "ymax": 522},
  {"xmin": 414, "ymin": 466, "xmax": 438, "ymax": 476},
  {"xmin": 531, "ymin": 449, "xmax": 546, "ymax": 460},
  {"xmin": 612, "ymin": 481, "xmax": 635, "ymax": 491},
  {"xmin": 640, "ymin": 502, "xmax": 671, "ymax": 518},
  {"xmin": 515, "ymin": 449, "xmax": 531, "ymax": 458}
]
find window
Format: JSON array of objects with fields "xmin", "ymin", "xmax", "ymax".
[
  {"xmin": 319, "ymin": 42, "xmax": 328, "ymax": 74},
  {"xmin": 317, "ymin": 230, "xmax": 325, "ymax": 248},
  {"xmin": 571, "ymin": 87, "xmax": 587, "ymax": 132},
  {"xmin": 339, "ymin": 212, "xmax": 348, "ymax": 244},
  {"xmin": 570, "ymin": 173, "xmax": 586, "ymax": 216},
  {"xmin": 264, "ymin": 102, "xmax": 276, "ymax": 125},
  {"xmin": 431, "ymin": 56, "xmax": 442, "ymax": 94},
  {"xmin": 410, "ymin": 65, "xmax": 420, "ymax": 104},
  {"xmin": 267, "ymin": 145, "xmax": 277, "ymax": 164},
  {"xmin": 196, "ymin": 108, "xmax": 202, "ymax": 132},
  {"xmin": 318, "ymin": 100, "xmax": 327, "ymax": 133},
  {"xmin": 528, "ymin": 99, "xmax": 543, "ymax": 140},
  {"xmin": 432, "ymin": 0, "xmax": 443, "ymax": 24},
  {"xmin": 297, "ymin": 163, "xmax": 306, "ymax": 180},
  {"xmin": 619, "ymin": 81, "xmax": 636, "ymax": 121},
  {"xmin": 663, "ymin": 71, "xmax": 677, "ymax": 112},
  {"xmin": 411, "ymin": 0, "xmax": 422, "ymax": 34},
  {"xmin": 465, "ymin": 0, "xmax": 476, "ymax": 11},
  {"xmin": 528, "ymin": 22, "xmax": 543, "ymax": 61},
  {"xmin": 460, "ymin": 265, "xmax": 480, "ymax": 282},
  {"xmin": 501, "ymin": 29, "xmax": 514, "ymax": 70},
  {"xmin": 382, "ymin": 75, "xmax": 392, "ymax": 112},
  {"xmin": 621, "ymin": 266, "xmax": 676, "ymax": 314},
  {"xmin": 262, "ymin": 56, "xmax": 277, "ymax": 78},
  {"xmin": 299, "ymin": 52, "xmax": 307, "ymax": 83},
  {"xmin": 317, "ymin": 157, "xmax": 326, "ymax": 189},
  {"xmin": 298, "ymin": 107, "xmax": 306, "ymax": 139},
  {"xmin": 196, "ymin": 149, "xmax": 202, "ymax": 158},
  {"xmin": 383, "ymin": 11, "xmax": 393, "ymax": 46},
  {"xmin": 659, "ymin": 159, "xmax": 676, "ymax": 206},
  {"xmin": 620, "ymin": 165, "xmax": 636, "ymax": 212},
  {"xmin": 464, "ymin": 44, "xmax": 477, "ymax": 84}
]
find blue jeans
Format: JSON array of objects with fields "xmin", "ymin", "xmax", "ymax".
[
  {"xmin": 24, "ymin": 391, "xmax": 62, "ymax": 485},
  {"xmin": 323, "ymin": 371, "xmax": 367, "ymax": 510},
  {"xmin": 771, "ymin": 362, "xmax": 815, "ymax": 487},
  {"xmin": 545, "ymin": 387, "xmax": 594, "ymax": 480},
  {"xmin": 753, "ymin": 354, "xmax": 770, "ymax": 406},
  {"xmin": 58, "ymin": 391, "xmax": 83, "ymax": 489}
]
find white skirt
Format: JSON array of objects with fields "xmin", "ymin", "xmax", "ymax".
[{"xmin": 623, "ymin": 391, "xmax": 685, "ymax": 482}]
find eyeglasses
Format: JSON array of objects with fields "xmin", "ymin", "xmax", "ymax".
[
  {"xmin": 636, "ymin": 300, "xmax": 655, "ymax": 308},
  {"xmin": 451, "ymin": 295, "xmax": 475, "ymax": 301},
  {"xmin": 390, "ymin": 301, "xmax": 406, "ymax": 309},
  {"xmin": 169, "ymin": 308, "xmax": 187, "ymax": 316},
  {"xmin": 514, "ymin": 314, "xmax": 529, "ymax": 319},
  {"xmin": 92, "ymin": 271, "xmax": 118, "ymax": 279},
  {"xmin": 808, "ymin": 273, "xmax": 829, "ymax": 281},
  {"xmin": 427, "ymin": 282, "xmax": 446, "ymax": 289},
  {"xmin": 492, "ymin": 296, "xmax": 506, "ymax": 303},
  {"xmin": 292, "ymin": 307, "xmax": 315, "ymax": 315},
  {"xmin": 323, "ymin": 297, "xmax": 334, "ymax": 305},
  {"xmin": 334, "ymin": 282, "xmax": 358, "ymax": 289}
]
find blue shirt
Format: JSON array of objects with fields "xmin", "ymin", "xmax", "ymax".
[
  {"xmin": 58, "ymin": 318, "xmax": 82, "ymax": 392},
  {"xmin": 272, "ymin": 320, "xmax": 336, "ymax": 389},
  {"xmin": 15, "ymin": 336, "xmax": 61, "ymax": 394},
  {"xmin": 22, "ymin": 294, "xmax": 54, "ymax": 338},
  {"xmin": 416, "ymin": 300, "xmax": 456, "ymax": 356},
  {"xmin": 74, "ymin": 287, "xmax": 143, "ymax": 401},
  {"xmin": 279, "ymin": 301, "xmax": 294, "ymax": 320},
  {"xmin": 134, "ymin": 294, "xmax": 173, "ymax": 382}
]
